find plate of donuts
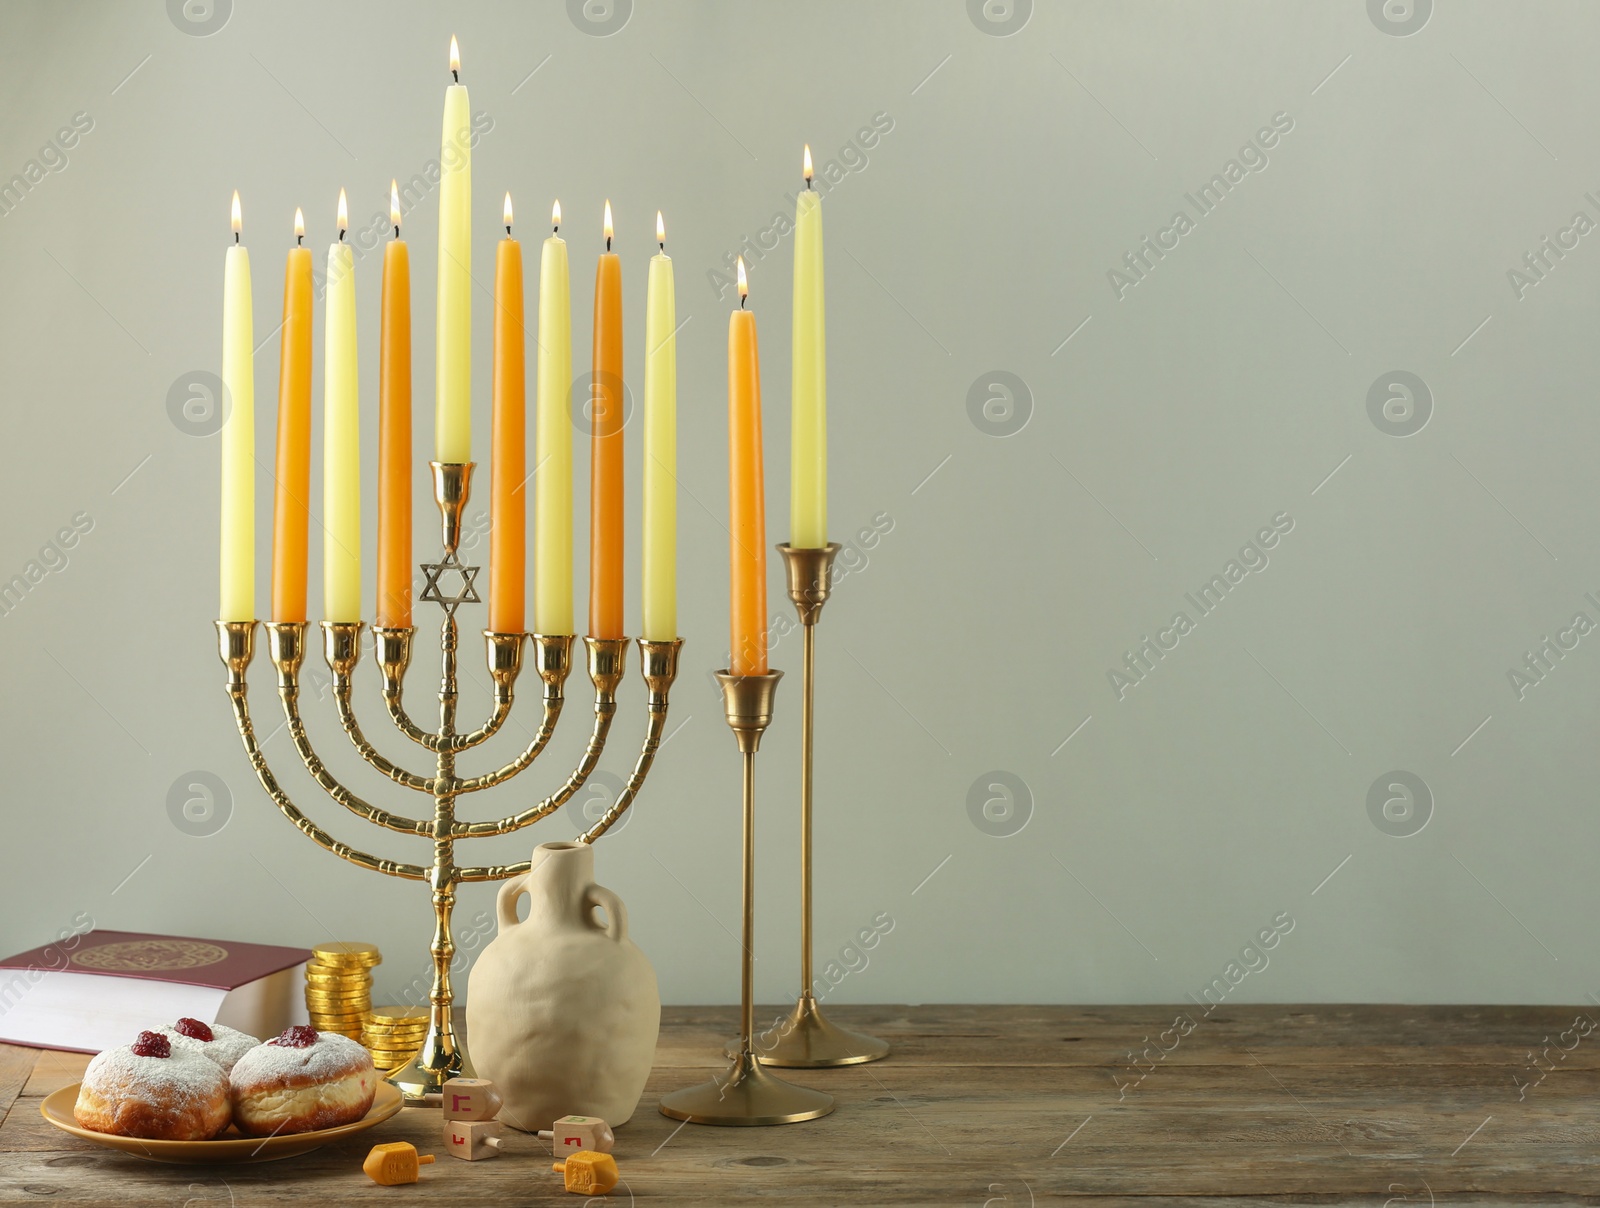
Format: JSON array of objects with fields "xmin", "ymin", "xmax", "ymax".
[{"xmin": 40, "ymin": 1021, "xmax": 404, "ymax": 1164}]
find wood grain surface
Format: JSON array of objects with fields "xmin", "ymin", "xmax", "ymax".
[{"xmin": 2, "ymin": 1004, "xmax": 1596, "ymax": 1205}]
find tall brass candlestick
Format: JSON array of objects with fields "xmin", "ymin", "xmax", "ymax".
[
  {"xmin": 754, "ymin": 543, "xmax": 888, "ymax": 1067},
  {"xmin": 218, "ymin": 462, "xmax": 683, "ymax": 1103},
  {"xmin": 658, "ymin": 671, "xmax": 834, "ymax": 1125}
]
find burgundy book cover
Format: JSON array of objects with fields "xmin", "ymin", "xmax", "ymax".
[{"xmin": 0, "ymin": 930, "xmax": 311, "ymax": 987}]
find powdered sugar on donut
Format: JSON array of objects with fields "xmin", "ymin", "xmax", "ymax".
[
  {"xmin": 231, "ymin": 1030, "xmax": 372, "ymax": 1091},
  {"xmin": 81, "ymin": 1042, "xmax": 226, "ymax": 1112},
  {"xmin": 161, "ymin": 1022, "xmax": 260, "ymax": 1075}
]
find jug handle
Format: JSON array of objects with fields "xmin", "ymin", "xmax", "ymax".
[
  {"xmin": 496, "ymin": 872, "xmax": 529, "ymax": 932},
  {"xmin": 584, "ymin": 884, "xmax": 628, "ymax": 941}
]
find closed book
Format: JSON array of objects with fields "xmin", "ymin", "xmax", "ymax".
[{"xmin": 0, "ymin": 929, "xmax": 311, "ymax": 1053}]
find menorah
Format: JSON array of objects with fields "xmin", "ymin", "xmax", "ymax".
[{"xmin": 215, "ymin": 461, "xmax": 682, "ymax": 1102}]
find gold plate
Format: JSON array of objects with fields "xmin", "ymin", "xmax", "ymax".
[{"xmin": 40, "ymin": 1081, "xmax": 403, "ymax": 1164}]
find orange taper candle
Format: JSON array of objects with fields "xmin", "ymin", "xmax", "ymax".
[
  {"xmin": 270, "ymin": 207, "xmax": 313, "ymax": 623},
  {"xmin": 728, "ymin": 258, "xmax": 767, "ymax": 675},
  {"xmin": 589, "ymin": 200, "xmax": 624, "ymax": 638},
  {"xmin": 490, "ymin": 192, "xmax": 526, "ymax": 634},
  {"xmin": 376, "ymin": 182, "xmax": 413, "ymax": 629}
]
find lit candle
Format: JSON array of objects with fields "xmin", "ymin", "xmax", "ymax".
[
  {"xmin": 435, "ymin": 34, "xmax": 471, "ymax": 464},
  {"xmin": 270, "ymin": 206, "xmax": 312, "ymax": 623},
  {"xmin": 728, "ymin": 258, "xmax": 767, "ymax": 675},
  {"xmin": 324, "ymin": 188, "xmax": 361, "ymax": 622},
  {"xmin": 790, "ymin": 145, "xmax": 827, "ymax": 549},
  {"xmin": 534, "ymin": 200, "xmax": 572, "ymax": 635},
  {"xmin": 641, "ymin": 210, "xmax": 676, "ymax": 642},
  {"xmin": 489, "ymin": 192, "xmax": 526, "ymax": 634},
  {"xmin": 219, "ymin": 190, "xmax": 254, "ymax": 622},
  {"xmin": 377, "ymin": 182, "xmax": 412, "ymax": 629},
  {"xmin": 590, "ymin": 200, "xmax": 624, "ymax": 639}
]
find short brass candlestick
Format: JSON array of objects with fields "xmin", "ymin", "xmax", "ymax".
[
  {"xmin": 217, "ymin": 461, "xmax": 683, "ymax": 1103},
  {"xmin": 658, "ymin": 670, "xmax": 835, "ymax": 1126},
  {"xmin": 753, "ymin": 543, "xmax": 889, "ymax": 1067}
]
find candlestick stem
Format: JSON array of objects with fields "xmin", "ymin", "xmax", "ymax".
[
  {"xmin": 750, "ymin": 543, "xmax": 889, "ymax": 1068},
  {"xmin": 659, "ymin": 671, "xmax": 834, "ymax": 1126}
]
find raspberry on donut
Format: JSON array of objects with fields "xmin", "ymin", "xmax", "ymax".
[{"xmin": 229, "ymin": 1029, "xmax": 376, "ymax": 1136}]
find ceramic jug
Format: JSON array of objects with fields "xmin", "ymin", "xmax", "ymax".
[{"xmin": 466, "ymin": 841, "xmax": 660, "ymax": 1131}]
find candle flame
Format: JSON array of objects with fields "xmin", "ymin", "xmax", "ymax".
[
  {"xmin": 552, "ymin": 198, "xmax": 561, "ymax": 232},
  {"xmin": 736, "ymin": 256, "xmax": 748, "ymax": 302},
  {"xmin": 504, "ymin": 191, "xmax": 514, "ymax": 230},
  {"xmin": 293, "ymin": 207, "xmax": 305, "ymax": 240},
  {"xmin": 336, "ymin": 188, "xmax": 348, "ymax": 236},
  {"xmin": 603, "ymin": 199, "xmax": 613, "ymax": 246},
  {"xmin": 803, "ymin": 144, "xmax": 813, "ymax": 184},
  {"xmin": 449, "ymin": 35, "xmax": 460, "ymax": 76},
  {"xmin": 230, "ymin": 190, "xmax": 241, "ymax": 234},
  {"xmin": 390, "ymin": 181, "xmax": 401, "ymax": 231},
  {"xmin": 656, "ymin": 210, "xmax": 665, "ymax": 247}
]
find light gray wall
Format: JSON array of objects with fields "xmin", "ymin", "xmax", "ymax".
[{"xmin": 2, "ymin": 0, "xmax": 1595, "ymax": 1010}]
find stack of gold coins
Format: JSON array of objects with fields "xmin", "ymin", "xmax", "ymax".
[
  {"xmin": 362, "ymin": 1005, "xmax": 429, "ymax": 1073},
  {"xmin": 303, "ymin": 941, "xmax": 379, "ymax": 1040}
]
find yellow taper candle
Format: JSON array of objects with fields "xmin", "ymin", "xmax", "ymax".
[
  {"xmin": 534, "ymin": 200, "xmax": 572, "ymax": 635},
  {"xmin": 323, "ymin": 189, "xmax": 361, "ymax": 622},
  {"xmin": 219, "ymin": 189, "xmax": 254, "ymax": 621},
  {"xmin": 641, "ymin": 210, "xmax": 677, "ymax": 641},
  {"xmin": 790, "ymin": 146, "xmax": 827, "ymax": 549},
  {"xmin": 435, "ymin": 34, "xmax": 472, "ymax": 463}
]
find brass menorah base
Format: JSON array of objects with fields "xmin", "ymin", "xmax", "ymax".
[{"xmin": 217, "ymin": 461, "xmax": 682, "ymax": 1102}]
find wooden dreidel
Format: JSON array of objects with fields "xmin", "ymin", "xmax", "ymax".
[
  {"xmin": 440, "ymin": 1077, "xmax": 502, "ymax": 1122},
  {"xmin": 553, "ymin": 1150, "xmax": 619, "ymax": 1196},
  {"xmin": 363, "ymin": 1141, "xmax": 435, "ymax": 1185},
  {"xmin": 539, "ymin": 1114, "xmax": 615, "ymax": 1158},
  {"xmin": 444, "ymin": 1118, "xmax": 505, "ymax": 1161}
]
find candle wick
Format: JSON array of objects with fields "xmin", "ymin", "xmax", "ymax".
[
  {"xmin": 234, "ymin": 231, "xmax": 240, "ymax": 244},
  {"xmin": 659, "ymin": 241, "xmax": 665, "ymax": 252},
  {"xmin": 452, "ymin": 68, "xmax": 459, "ymax": 83},
  {"xmin": 741, "ymin": 295, "xmax": 747, "ymax": 310},
  {"xmin": 339, "ymin": 229, "xmax": 346, "ymax": 242},
  {"xmin": 506, "ymin": 224, "xmax": 512, "ymax": 236},
  {"xmin": 606, "ymin": 236, "xmax": 612, "ymax": 252},
  {"xmin": 297, "ymin": 234, "xmax": 304, "ymax": 245},
  {"xmin": 394, "ymin": 225, "xmax": 400, "ymax": 239},
  {"xmin": 805, "ymin": 177, "xmax": 813, "ymax": 191}
]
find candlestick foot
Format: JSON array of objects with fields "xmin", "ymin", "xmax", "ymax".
[
  {"xmin": 658, "ymin": 1050, "xmax": 833, "ymax": 1126},
  {"xmin": 387, "ymin": 1042, "xmax": 475, "ymax": 1105},
  {"xmin": 740, "ymin": 993, "xmax": 889, "ymax": 1067}
]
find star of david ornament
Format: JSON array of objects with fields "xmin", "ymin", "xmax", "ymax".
[{"xmin": 419, "ymin": 552, "xmax": 481, "ymax": 615}]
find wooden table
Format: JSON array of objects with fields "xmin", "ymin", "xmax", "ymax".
[{"xmin": 2, "ymin": 1004, "xmax": 1596, "ymax": 1204}]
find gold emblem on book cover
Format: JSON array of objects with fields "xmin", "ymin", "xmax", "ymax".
[{"xmin": 71, "ymin": 940, "xmax": 229, "ymax": 972}]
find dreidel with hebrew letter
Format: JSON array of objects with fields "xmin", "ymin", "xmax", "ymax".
[
  {"xmin": 440, "ymin": 1076, "xmax": 503, "ymax": 1122},
  {"xmin": 444, "ymin": 1118, "xmax": 505, "ymax": 1161},
  {"xmin": 554, "ymin": 1150, "xmax": 619, "ymax": 1196},
  {"xmin": 539, "ymin": 1114, "xmax": 615, "ymax": 1158}
]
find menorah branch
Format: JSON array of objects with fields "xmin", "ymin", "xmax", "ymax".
[
  {"xmin": 577, "ymin": 637, "xmax": 684, "ymax": 844},
  {"xmin": 217, "ymin": 621, "xmax": 429, "ymax": 881},
  {"xmin": 266, "ymin": 621, "xmax": 435, "ymax": 834},
  {"xmin": 451, "ymin": 634, "xmax": 574, "ymax": 793},
  {"xmin": 451, "ymin": 637, "xmax": 625, "ymax": 825}
]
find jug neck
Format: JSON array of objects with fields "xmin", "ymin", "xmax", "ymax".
[{"xmin": 525, "ymin": 842, "xmax": 596, "ymax": 924}]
